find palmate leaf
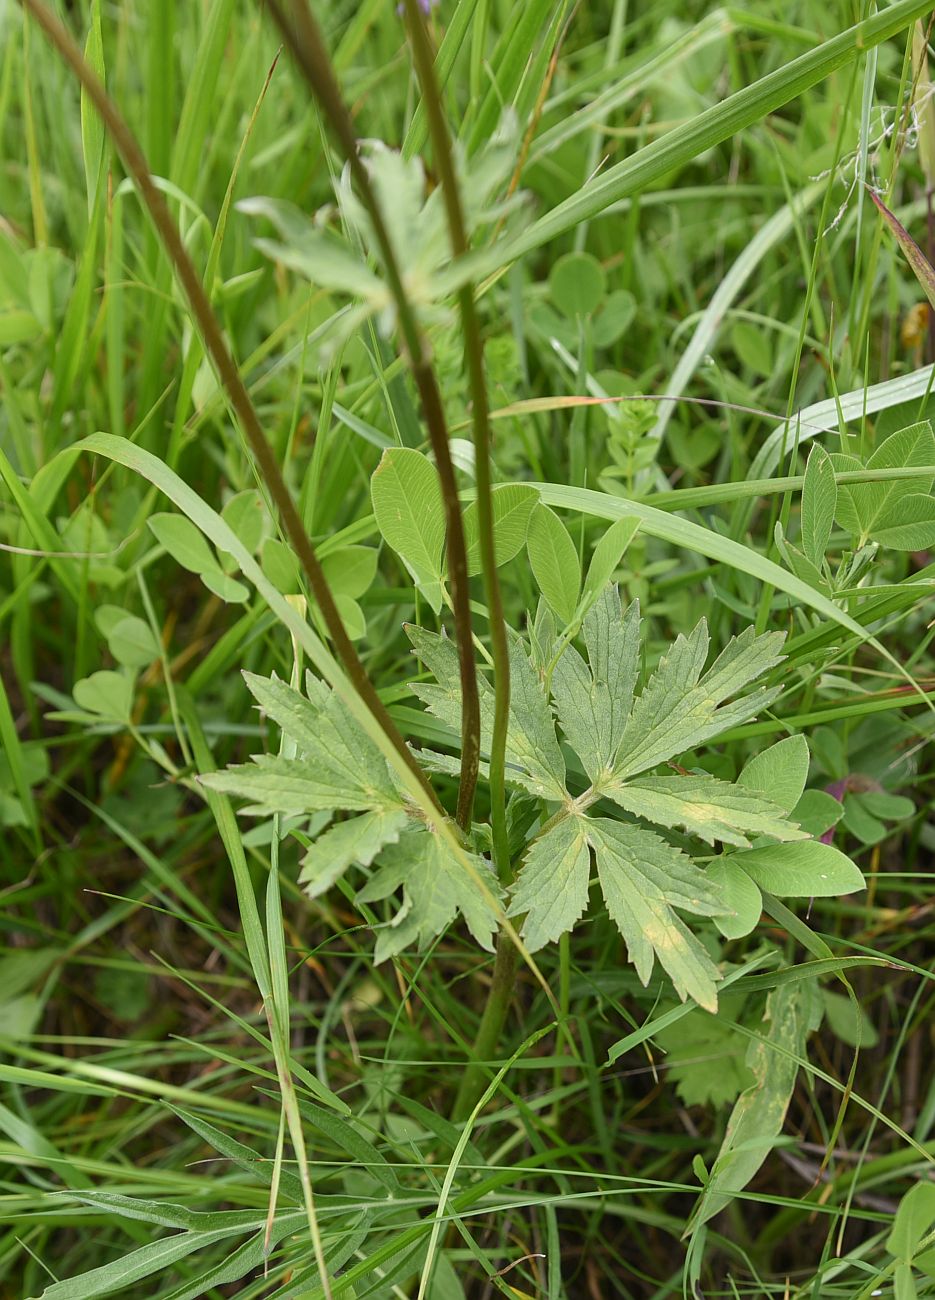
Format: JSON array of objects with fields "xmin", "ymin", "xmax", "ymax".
[
  {"xmin": 508, "ymin": 816, "xmax": 591, "ymax": 950},
  {"xmin": 299, "ymin": 809, "xmax": 409, "ymax": 897},
  {"xmin": 551, "ymin": 588, "xmax": 640, "ymax": 781},
  {"xmin": 612, "ymin": 621, "xmax": 786, "ymax": 780},
  {"xmin": 587, "ymin": 818, "xmax": 724, "ymax": 1011},
  {"xmin": 201, "ymin": 673, "xmax": 402, "ymax": 815},
  {"xmin": 407, "ymin": 624, "xmax": 566, "ymax": 800},
  {"xmin": 204, "ymin": 672, "xmax": 499, "ymax": 964},
  {"xmin": 604, "ymin": 773, "xmax": 808, "ymax": 848},
  {"xmin": 357, "ymin": 828, "xmax": 502, "ymax": 961}
]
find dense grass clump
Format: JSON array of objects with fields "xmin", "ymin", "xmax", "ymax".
[{"xmin": 1, "ymin": 2, "xmax": 935, "ymax": 1297}]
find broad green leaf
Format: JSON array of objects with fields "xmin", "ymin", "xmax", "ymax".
[
  {"xmin": 103, "ymin": 614, "xmax": 160, "ymax": 669},
  {"xmin": 613, "ymin": 622, "xmax": 785, "ymax": 780},
  {"xmin": 407, "ymin": 626, "xmax": 566, "ymax": 800},
  {"xmin": 549, "ymin": 251, "xmax": 606, "ymax": 317},
  {"xmin": 605, "ymin": 773, "xmax": 806, "ymax": 848},
  {"xmin": 791, "ymin": 788, "xmax": 844, "ymax": 839},
  {"xmin": 871, "ymin": 491, "xmax": 935, "ymax": 549},
  {"xmin": 261, "ymin": 536, "xmax": 301, "ymax": 593},
  {"xmin": 321, "ymin": 545, "xmax": 378, "ymax": 598},
  {"xmin": 148, "ymin": 512, "xmax": 219, "ymax": 575},
  {"xmin": 526, "ymin": 503, "xmax": 581, "ymax": 623},
  {"xmin": 706, "ymin": 859, "xmax": 763, "ymax": 940},
  {"xmin": 300, "ymin": 809, "xmax": 409, "ymax": 897},
  {"xmin": 202, "ymin": 671, "xmax": 401, "ymax": 813},
  {"xmin": 738, "ymin": 735, "xmax": 810, "ymax": 813},
  {"xmin": 581, "ymin": 516, "xmax": 640, "ymax": 608},
  {"xmin": 587, "ymin": 817, "xmax": 724, "ymax": 1010},
  {"xmin": 202, "ymin": 754, "xmax": 381, "ymax": 813},
  {"xmin": 861, "ymin": 791, "xmax": 915, "ymax": 820},
  {"xmin": 334, "ymin": 591, "xmax": 366, "ymax": 640},
  {"xmin": 821, "ymin": 989, "xmax": 879, "ymax": 1049},
  {"xmin": 887, "ymin": 1181, "xmax": 935, "ymax": 1261},
  {"xmin": 371, "ymin": 448, "xmax": 446, "ymax": 612},
  {"xmin": 592, "ymin": 290, "xmax": 636, "ymax": 347},
  {"xmin": 654, "ymin": 1001, "xmax": 755, "ymax": 1108},
  {"xmin": 800, "ymin": 443, "xmax": 836, "ymax": 566},
  {"xmin": 253, "ymin": 670, "xmax": 399, "ymax": 802},
  {"xmin": 832, "ymin": 422, "xmax": 935, "ymax": 542},
  {"xmin": 220, "ymin": 488, "xmax": 266, "ymax": 554},
  {"xmin": 774, "ymin": 522, "xmax": 832, "ymax": 595},
  {"xmin": 508, "ymin": 816, "xmax": 591, "ymax": 950},
  {"xmin": 200, "ymin": 569, "xmax": 250, "ymax": 603},
  {"xmin": 691, "ymin": 979, "xmax": 822, "ymax": 1227},
  {"xmin": 73, "ymin": 671, "xmax": 133, "ymax": 722},
  {"xmin": 732, "ymin": 839, "xmax": 864, "ymax": 898},
  {"xmin": 842, "ymin": 792, "xmax": 887, "ymax": 845},
  {"xmin": 552, "ymin": 590, "xmax": 640, "ymax": 781},
  {"xmin": 462, "ymin": 483, "xmax": 538, "ymax": 575},
  {"xmin": 357, "ymin": 828, "xmax": 501, "ymax": 960}
]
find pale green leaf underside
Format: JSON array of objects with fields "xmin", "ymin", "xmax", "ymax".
[
  {"xmin": 300, "ymin": 809, "xmax": 409, "ymax": 897},
  {"xmin": 587, "ymin": 817, "xmax": 723, "ymax": 1011},
  {"xmin": 613, "ymin": 622, "xmax": 785, "ymax": 780},
  {"xmin": 552, "ymin": 589, "xmax": 639, "ymax": 781},
  {"xmin": 509, "ymin": 816, "xmax": 590, "ymax": 951},
  {"xmin": 408, "ymin": 625, "xmax": 565, "ymax": 799},
  {"xmin": 357, "ymin": 828, "xmax": 501, "ymax": 960},
  {"xmin": 201, "ymin": 755, "xmax": 381, "ymax": 815},
  {"xmin": 605, "ymin": 773, "xmax": 807, "ymax": 848}
]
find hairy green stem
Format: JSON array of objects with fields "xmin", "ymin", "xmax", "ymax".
[
  {"xmin": 402, "ymin": 0, "xmax": 510, "ymax": 873},
  {"xmin": 19, "ymin": 0, "xmax": 440, "ymax": 818},
  {"xmin": 263, "ymin": 0, "xmax": 481, "ymax": 830},
  {"xmin": 451, "ymin": 936, "xmax": 520, "ymax": 1123}
]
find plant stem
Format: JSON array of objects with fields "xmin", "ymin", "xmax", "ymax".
[
  {"xmin": 402, "ymin": 0, "xmax": 512, "ymax": 876},
  {"xmin": 19, "ymin": 0, "xmax": 441, "ymax": 816},
  {"xmin": 450, "ymin": 935, "xmax": 520, "ymax": 1123},
  {"xmin": 264, "ymin": 0, "xmax": 481, "ymax": 830}
]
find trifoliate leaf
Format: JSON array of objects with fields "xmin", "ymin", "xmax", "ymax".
[
  {"xmin": 605, "ymin": 773, "xmax": 807, "ymax": 848},
  {"xmin": 833, "ymin": 421, "xmax": 935, "ymax": 544},
  {"xmin": 371, "ymin": 449, "xmax": 445, "ymax": 612},
  {"xmin": 731, "ymin": 839, "xmax": 865, "ymax": 898},
  {"xmin": 407, "ymin": 626, "xmax": 566, "ymax": 800},
  {"xmin": 526, "ymin": 503, "xmax": 581, "ymax": 623},
  {"xmin": 587, "ymin": 817, "xmax": 724, "ymax": 1010},
  {"xmin": 551, "ymin": 590, "xmax": 639, "ymax": 781},
  {"xmin": 613, "ymin": 622, "xmax": 785, "ymax": 781},
  {"xmin": 357, "ymin": 828, "xmax": 501, "ymax": 960},
  {"xmin": 508, "ymin": 816, "xmax": 591, "ymax": 950},
  {"xmin": 800, "ymin": 443, "xmax": 836, "ymax": 568},
  {"xmin": 738, "ymin": 734, "xmax": 810, "ymax": 813},
  {"xmin": 706, "ymin": 859, "xmax": 763, "ymax": 940},
  {"xmin": 462, "ymin": 484, "xmax": 538, "ymax": 576},
  {"xmin": 300, "ymin": 809, "xmax": 409, "ymax": 897}
]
